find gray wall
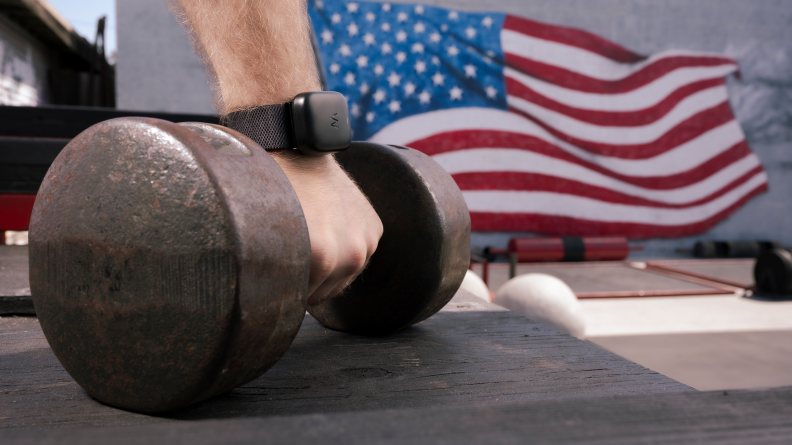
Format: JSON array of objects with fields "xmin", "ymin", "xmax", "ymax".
[
  {"xmin": 115, "ymin": 0, "xmax": 792, "ymax": 253},
  {"xmin": 116, "ymin": 0, "xmax": 213, "ymax": 113}
]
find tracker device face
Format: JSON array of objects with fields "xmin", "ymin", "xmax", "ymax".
[
  {"xmin": 225, "ymin": 91, "xmax": 351, "ymax": 157},
  {"xmin": 291, "ymin": 92, "xmax": 351, "ymax": 156}
]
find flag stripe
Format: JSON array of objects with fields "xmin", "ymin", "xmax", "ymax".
[
  {"xmin": 506, "ymin": 76, "xmax": 725, "ymax": 126},
  {"xmin": 452, "ymin": 166, "xmax": 764, "ymax": 209},
  {"xmin": 504, "ymin": 50, "xmax": 737, "ymax": 94},
  {"xmin": 509, "ymin": 101, "xmax": 736, "ymax": 157},
  {"xmin": 373, "ymin": 107, "xmax": 746, "ymax": 166},
  {"xmin": 502, "ymin": 15, "xmax": 645, "ymax": 63},
  {"xmin": 469, "ymin": 183, "xmax": 766, "ymax": 237},
  {"xmin": 438, "ymin": 149, "xmax": 761, "ymax": 204},
  {"xmin": 503, "ymin": 65, "xmax": 737, "ymax": 112},
  {"xmin": 461, "ymin": 173, "xmax": 767, "ymax": 226},
  {"xmin": 408, "ymin": 131, "xmax": 754, "ymax": 189}
]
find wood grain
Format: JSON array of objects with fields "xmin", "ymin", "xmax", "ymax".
[{"xmin": 0, "ymin": 292, "xmax": 689, "ymax": 430}]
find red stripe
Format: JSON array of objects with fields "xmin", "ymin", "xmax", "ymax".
[
  {"xmin": 408, "ymin": 130, "xmax": 754, "ymax": 189},
  {"xmin": 0, "ymin": 193, "xmax": 36, "ymax": 231},
  {"xmin": 503, "ymin": 15, "xmax": 645, "ymax": 63},
  {"xmin": 468, "ymin": 183, "xmax": 768, "ymax": 237},
  {"xmin": 452, "ymin": 166, "xmax": 764, "ymax": 209},
  {"xmin": 504, "ymin": 52, "xmax": 736, "ymax": 94},
  {"xmin": 508, "ymin": 102, "xmax": 735, "ymax": 159},
  {"xmin": 505, "ymin": 76, "xmax": 724, "ymax": 127}
]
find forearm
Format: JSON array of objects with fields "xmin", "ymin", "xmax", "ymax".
[{"xmin": 176, "ymin": 0, "xmax": 321, "ymax": 113}]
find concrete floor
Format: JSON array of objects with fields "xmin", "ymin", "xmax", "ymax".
[{"xmin": 473, "ymin": 262, "xmax": 792, "ymax": 392}]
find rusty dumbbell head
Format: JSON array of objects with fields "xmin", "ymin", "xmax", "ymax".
[
  {"xmin": 308, "ymin": 143, "xmax": 471, "ymax": 335},
  {"xmin": 29, "ymin": 118, "xmax": 310, "ymax": 413}
]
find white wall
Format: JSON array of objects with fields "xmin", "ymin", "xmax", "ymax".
[{"xmin": 116, "ymin": 0, "xmax": 214, "ymax": 113}]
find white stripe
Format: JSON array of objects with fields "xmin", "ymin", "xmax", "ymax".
[
  {"xmin": 368, "ymin": 107, "xmax": 746, "ymax": 177},
  {"xmin": 462, "ymin": 173, "xmax": 767, "ymax": 226},
  {"xmin": 504, "ymin": 64, "xmax": 736, "ymax": 112},
  {"xmin": 501, "ymin": 29, "xmax": 735, "ymax": 82},
  {"xmin": 507, "ymin": 85, "xmax": 728, "ymax": 145},
  {"xmin": 435, "ymin": 149, "xmax": 761, "ymax": 205}
]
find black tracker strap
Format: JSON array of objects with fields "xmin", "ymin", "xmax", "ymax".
[
  {"xmin": 224, "ymin": 91, "xmax": 352, "ymax": 156},
  {"xmin": 225, "ymin": 104, "xmax": 294, "ymax": 150}
]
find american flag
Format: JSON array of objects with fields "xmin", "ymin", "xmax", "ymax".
[{"xmin": 308, "ymin": 0, "xmax": 767, "ymax": 237}]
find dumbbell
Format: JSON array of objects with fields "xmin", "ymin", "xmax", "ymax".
[
  {"xmin": 28, "ymin": 117, "xmax": 470, "ymax": 413},
  {"xmin": 754, "ymin": 248, "xmax": 792, "ymax": 297}
]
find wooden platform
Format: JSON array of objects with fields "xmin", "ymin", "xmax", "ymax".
[{"xmin": 3, "ymin": 246, "xmax": 792, "ymax": 442}]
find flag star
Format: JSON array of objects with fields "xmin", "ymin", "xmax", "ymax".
[
  {"xmin": 487, "ymin": 50, "xmax": 495, "ymax": 57},
  {"xmin": 432, "ymin": 72, "xmax": 445, "ymax": 86},
  {"xmin": 344, "ymin": 72, "xmax": 355, "ymax": 85},
  {"xmin": 419, "ymin": 90, "xmax": 431, "ymax": 104},
  {"xmin": 397, "ymin": 12, "xmax": 408, "ymax": 22},
  {"xmin": 482, "ymin": 16, "xmax": 493, "ymax": 28},
  {"xmin": 356, "ymin": 55, "xmax": 369, "ymax": 67},
  {"xmin": 448, "ymin": 11, "xmax": 459, "ymax": 20},
  {"xmin": 414, "ymin": 22, "xmax": 425, "ymax": 33},
  {"xmin": 366, "ymin": 12, "xmax": 376, "ymax": 22},
  {"xmin": 432, "ymin": 56, "xmax": 440, "ymax": 65},
  {"xmin": 347, "ymin": 22, "xmax": 359, "ymax": 36},
  {"xmin": 465, "ymin": 27, "xmax": 476, "ymax": 39},
  {"xmin": 346, "ymin": 2, "xmax": 359, "ymax": 13},
  {"xmin": 387, "ymin": 72, "xmax": 401, "ymax": 87},
  {"xmin": 447, "ymin": 45, "xmax": 459, "ymax": 56},
  {"xmin": 396, "ymin": 30, "xmax": 407, "ymax": 42},
  {"xmin": 395, "ymin": 51, "xmax": 406, "ymax": 63},
  {"xmin": 381, "ymin": 23, "xmax": 391, "ymax": 32},
  {"xmin": 366, "ymin": 111, "xmax": 375, "ymax": 122},
  {"xmin": 363, "ymin": 33, "xmax": 376, "ymax": 45},
  {"xmin": 441, "ymin": 24, "xmax": 448, "ymax": 31},
  {"xmin": 449, "ymin": 86, "xmax": 463, "ymax": 100},
  {"xmin": 350, "ymin": 103, "xmax": 360, "ymax": 117},
  {"xmin": 374, "ymin": 64, "xmax": 384, "ymax": 75},
  {"xmin": 373, "ymin": 89, "xmax": 386, "ymax": 104},
  {"xmin": 315, "ymin": 0, "xmax": 324, "ymax": 9},
  {"xmin": 331, "ymin": 13, "xmax": 342, "ymax": 24},
  {"xmin": 360, "ymin": 82, "xmax": 370, "ymax": 94},
  {"xmin": 381, "ymin": 3, "xmax": 391, "ymax": 12},
  {"xmin": 404, "ymin": 82, "xmax": 416, "ymax": 96},
  {"xmin": 320, "ymin": 30, "xmax": 333, "ymax": 44},
  {"xmin": 381, "ymin": 42, "xmax": 392, "ymax": 54},
  {"xmin": 485, "ymin": 85, "xmax": 498, "ymax": 98},
  {"xmin": 388, "ymin": 100, "xmax": 401, "ymax": 113},
  {"xmin": 463, "ymin": 64, "xmax": 477, "ymax": 78},
  {"xmin": 414, "ymin": 60, "xmax": 426, "ymax": 74},
  {"xmin": 411, "ymin": 42, "xmax": 424, "ymax": 53},
  {"xmin": 329, "ymin": 63, "xmax": 340, "ymax": 74},
  {"xmin": 483, "ymin": 56, "xmax": 492, "ymax": 64},
  {"xmin": 339, "ymin": 44, "xmax": 351, "ymax": 56},
  {"xmin": 415, "ymin": 5, "xmax": 424, "ymax": 14},
  {"xmin": 430, "ymin": 32, "xmax": 441, "ymax": 43}
]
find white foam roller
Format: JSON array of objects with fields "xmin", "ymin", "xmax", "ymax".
[
  {"xmin": 460, "ymin": 270, "xmax": 492, "ymax": 303},
  {"xmin": 494, "ymin": 273, "xmax": 586, "ymax": 338}
]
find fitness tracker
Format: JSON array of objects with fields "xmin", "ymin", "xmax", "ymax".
[{"xmin": 225, "ymin": 91, "xmax": 351, "ymax": 156}]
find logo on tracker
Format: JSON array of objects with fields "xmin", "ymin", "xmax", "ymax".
[{"xmin": 330, "ymin": 113, "xmax": 339, "ymax": 129}]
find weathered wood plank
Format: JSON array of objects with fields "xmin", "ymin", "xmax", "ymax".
[
  {"xmin": 3, "ymin": 385, "xmax": 792, "ymax": 444},
  {"xmin": 0, "ymin": 292, "xmax": 689, "ymax": 430}
]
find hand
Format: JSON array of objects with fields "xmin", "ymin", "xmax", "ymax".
[{"xmin": 270, "ymin": 151, "xmax": 383, "ymax": 306}]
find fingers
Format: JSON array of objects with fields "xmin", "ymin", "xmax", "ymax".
[
  {"xmin": 269, "ymin": 151, "xmax": 383, "ymax": 307},
  {"xmin": 306, "ymin": 228, "xmax": 378, "ymax": 306}
]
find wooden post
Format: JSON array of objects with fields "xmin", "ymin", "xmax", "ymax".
[{"xmin": 509, "ymin": 252, "xmax": 517, "ymax": 279}]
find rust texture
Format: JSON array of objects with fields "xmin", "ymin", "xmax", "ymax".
[
  {"xmin": 28, "ymin": 118, "xmax": 310, "ymax": 413},
  {"xmin": 308, "ymin": 142, "xmax": 471, "ymax": 335}
]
